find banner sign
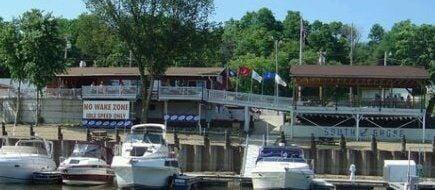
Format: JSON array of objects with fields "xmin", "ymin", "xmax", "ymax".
[
  {"xmin": 288, "ymin": 125, "xmax": 435, "ymax": 141},
  {"xmin": 83, "ymin": 100, "xmax": 130, "ymax": 120},
  {"xmin": 82, "ymin": 119, "xmax": 133, "ymax": 128}
]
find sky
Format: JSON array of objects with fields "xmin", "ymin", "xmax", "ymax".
[{"xmin": 0, "ymin": 0, "xmax": 434, "ymax": 40}]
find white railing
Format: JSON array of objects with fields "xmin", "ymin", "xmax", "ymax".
[
  {"xmin": 207, "ymin": 90, "xmax": 293, "ymax": 111},
  {"xmin": 82, "ymin": 85, "xmax": 138, "ymax": 99},
  {"xmin": 158, "ymin": 86, "xmax": 203, "ymax": 100},
  {"xmin": 0, "ymin": 88, "xmax": 82, "ymax": 99}
]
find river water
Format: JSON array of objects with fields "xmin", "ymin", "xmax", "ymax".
[{"xmin": 0, "ymin": 184, "xmax": 246, "ymax": 190}]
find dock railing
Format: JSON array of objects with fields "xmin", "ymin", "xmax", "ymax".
[
  {"xmin": 158, "ymin": 86, "xmax": 203, "ymax": 100},
  {"xmin": 82, "ymin": 85, "xmax": 138, "ymax": 99}
]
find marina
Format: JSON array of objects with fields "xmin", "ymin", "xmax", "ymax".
[{"xmin": 0, "ymin": 1, "xmax": 434, "ymax": 189}]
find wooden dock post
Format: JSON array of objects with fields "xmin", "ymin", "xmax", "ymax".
[
  {"xmin": 310, "ymin": 133, "xmax": 318, "ymax": 172},
  {"xmin": 401, "ymin": 135, "xmax": 406, "ymax": 153},
  {"xmin": 203, "ymin": 131, "xmax": 211, "ymax": 171},
  {"xmin": 58, "ymin": 126, "xmax": 64, "ymax": 157},
  {"xmin": 1, "ymin": 122, "xmax": 6, "ymax": 136},
  {"xmin": 174, "ymin": 130, "xmax": 180, "ymax": 151},
  {"xmin": 86, "ymin": 128, "xmax": 91, "ymax": 141},
  {"xmin": 339, "ymin": 134, "xmax": 348, "ymax": 174},
  {"xmin": 30, "ymin": 124, "xmax": 35, "ymax": 136},
  {"xmin": 370, "ymin": 135, "xmax": 378, "ymax": 175},
  {"xmin": 115, "ymin": 128, "xmax": 120, "ymax": 144}
]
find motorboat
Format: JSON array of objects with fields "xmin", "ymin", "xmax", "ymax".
[
  {"xmin": 251, "ymin": 144, "xmax": 314, "ymax": 190},
  {"xmin": 0, "ymin": 136, "xmax": 56, "ymax": 183},
  {"xmin": 111, "ymin": 123, "xmax": 179, "ymax": 189},
  {"xmin": 58, "ymin": 143, "xmax": 114, "ymax": 185}
]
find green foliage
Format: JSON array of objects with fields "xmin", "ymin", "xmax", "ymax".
[{"xmin": 19, "ymin": 9, "xmax": 66, "ymax": 91}]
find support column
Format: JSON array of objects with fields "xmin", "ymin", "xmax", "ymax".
[
  {"xmin": 290, "ymin": 111, "xmax": 295, "ymax": 140},
  {"xmin": 355, "ymin": 114, "xmax": 360, "ymax": 141},
  {"xmin": 298, "ymin": 86, "xmax": 302, "ymax": 103},
  {"xmin": 198, "ymin": 103, "xmax": 202, "ymax": 132},
  {"xmin": 244, "ymin": 106, "xmax": 250, "ymax": 132},
  {"xmin": 164, "ymin": 101, "xmax": 168, "ymax": 126},
  {"xmin": 423, "ymin": 114, "xmax": 426, "ymax": 143},
  {"xmin": 319, "ymin": 86, "xmax": 323, "ymax": 101}
]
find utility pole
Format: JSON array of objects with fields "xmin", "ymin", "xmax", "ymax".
[
  {"xmin": 349, "ymin": 23, "xmax": 354, "ymax": 66},
  {"xmin": 349, "ymin": 24, "xmax": 354, "ymax": 103},
  {"xmin": 384, "ymin": 51, "xmax": 387, "ymax": 66},
  {"xmin": 297, "ymin": 16, "xmax": 304, "ymax": 103},
  {"xmin": 275, "ymin": 40, "xmax": 279, "ymax": 97},
  {"xmin": 299, "ymin": 17, "xmax": 304, "ymax": 65}
]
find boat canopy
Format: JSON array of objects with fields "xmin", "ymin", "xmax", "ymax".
[
  {"xmin": 131, "ymin": 123, "xmax": 166, "ymax": 134},
  {"xmin": 257, "ymin": 147, "xmax": 304, "ymax": 162},
  {"xmin": 71, "ymin": 143, "xmax": 105, "ymax": 160}
]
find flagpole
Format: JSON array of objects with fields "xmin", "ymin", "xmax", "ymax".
[{"xmin": 275, "ymin": 39, "xmax": 279, "ymax": 100}]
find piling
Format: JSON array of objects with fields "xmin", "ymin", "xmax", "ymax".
[
  {"xmin": 1, "ymin": 122, "xmax": 6, "ymax": 136},
  {"xmin": 371, "ymin": 135, "xmax": 378, "ymax": 175},
  {"xmin": 30, "ymin": 124, "xmax": 35, "ymax": 136},
  {"xmin": 310, "ymin": 133, "xmax": 317, "ymax": 172},
  {"xmin": 115, "ymin": 128, "xmax": 121, "ymax": 144},
  {"xmin": 202, "ymin": 132, "xmax": 211, "ymax": 170},
  {"xmin": 58, "ymin": 126, "xmax": 64, "ymax": 157},
  {"xmin": 401, "ymin": 135, "xmax": 406, "ymax": 153},
  {"xmin": 86, "ymin": 128, "xmax": 91, "ymax": 141},
  {"xmin": 224, "ymin": 130, "xmax": 234, "ymax": 171},
  {"xmin": 339, "ymin": 135, "xmax": 348, "ymax": 174}
]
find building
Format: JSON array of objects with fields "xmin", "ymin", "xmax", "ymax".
[
  {"xmin": 50, "ymin": 66, "xmax": 247, "ymax": 129},
  {"xmin": 288, "ymin": 65, "xmax": 429, "ymax": 141}
]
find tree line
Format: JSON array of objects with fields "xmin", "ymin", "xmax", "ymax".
[{"xmin": 0, "ymin": 2, "xmax": 434, "ymax": 122}]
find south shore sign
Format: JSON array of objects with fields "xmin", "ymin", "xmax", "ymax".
[{"xmin": 83, "ymin": 100, "xmax": 130, "ymax": 120}]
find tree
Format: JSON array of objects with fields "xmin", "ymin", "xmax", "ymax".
[
  {"xmin": 0, "ymin": 19, "xmax": 27, "ymax": 125},
  {"xmin": 71, "ymin": 13, "xmax": 128, "ymax": 67},
  {"xmin": 85, "ymin": 0, "xmax": 214, "ymax": 122},
  {"xmin": 368, "ymin": 24, "xmax": 385, "ymax": 46},
  {"xmin": 19, "ymin": 9, "xmax": 66, "ymax": 125}
]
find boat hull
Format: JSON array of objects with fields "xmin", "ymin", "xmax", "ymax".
[
  {"xmin": 0, "ymin": 156, "xmax": 56, "ymax": 183},
  {"xmin": 61, "ymin": 166, "xmax": 114, "ymax": 185},
  {"xmin": 112, "ymin": 157, "xmax": 178, "ymax": 189},
  {"xmin": 252, "ymin": 170, "xmax": 312, "ymax": 190}
]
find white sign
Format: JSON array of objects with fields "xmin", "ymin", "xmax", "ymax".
[
  {"xmin": 287, "ymin": 125, "xmax": 435, "ymax": 141},
  {"xmin": 83, "ymin": 100, "xmax": 130, "ymax": 120}
]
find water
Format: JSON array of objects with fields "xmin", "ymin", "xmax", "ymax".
[{"xmin": 0, "ymin": 183, "xmax": 249, "ymax": 190}]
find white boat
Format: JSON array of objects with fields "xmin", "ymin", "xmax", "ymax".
[
  {"xmin": 58, "ymin": 143, "xmax": 114, "ymax": 185},
  {"xmin": 251, "ymin": 145, "xmax": 314, "ymax": 190},
  {"xmin": 111, "ymin": 123, "xmax": 179, "ymax": 189},
  {"xmin": 0, "ymin": 136, "xmax": 56, "ymax": 183}
]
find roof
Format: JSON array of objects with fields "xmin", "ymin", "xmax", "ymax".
[
  {"xmin": 58, "ymin": 67, "xmax": 225, "ymax": 77},
  {"xmin": 290, "ymin": 65, "xmax": 428, "ymax": 79}
]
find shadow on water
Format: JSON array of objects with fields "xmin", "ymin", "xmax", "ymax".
[{"xmin": 0, "ymin": 184, "xmax": 251, "ymax": 190}]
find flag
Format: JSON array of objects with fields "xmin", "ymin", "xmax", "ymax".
[
  {"xmin": 275, "ymin": 74, "xmax": 287, "ymax": 87},
  {"xmin": 251, "ymin": 70, "xmax": 263, "ymax": 83},
  {"xmin": 238, "ymin": 66, "xmax": 251, "ymax": 77},
  {"xmin": 263, "ymin": 72, "xmax": 275, "ymax": 80},
  {"xmin": 228, "ymin": 70, "xmax": 237, "ymax": 77}
]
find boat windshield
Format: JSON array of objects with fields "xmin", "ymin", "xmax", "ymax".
[
  {"xmin": 126, "ymin": 133, "xmax": 164, "ymax": 144},
  {"xmin": 257, "ymin": 147, "xmax": 305, "ymax": 162},
  {"xmin": 71, "ymin": 144, "xmax": 102, "ymax": 159}
]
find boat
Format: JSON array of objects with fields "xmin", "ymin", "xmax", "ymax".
[
  {"xmin": 251, "ymin": 144, "xmax": 314, "ymax": 190},
  {"xmin": 111, "ymin": 123, "xmax": 179, "ymax": 189},
  {"xmin": 0, "ymin": 136, "xmax": 56, "ymax": 183},
  {"xmin": 58, "ymin": 143, "xmax": 114, "ymax": 185}
]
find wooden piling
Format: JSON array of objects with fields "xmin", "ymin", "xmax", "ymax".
[
  {"xmin": 86, "ymin": 128, "xmax": 91, "ymax": 141},
  {"xmin": 30, "ymin": 124, "xmax": 35, "ymax": 136},
  {"xmin": 339, "ymin": 135, "xmax": 348, "ymax": 175},
  {"xmin": 1, "ymin": 122, "xmax": 6, "ymax": 136},
  {"xmin": 401, "ymin": 135, "xmax": 406, "ymax": 153},
  {"xmin": 115, "ymin": 128, "xmax": 120, "ymax": 143},
  {"xmin": 57, "ymin": 126, "xmax": 63, "ymax": 141}
]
